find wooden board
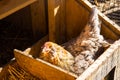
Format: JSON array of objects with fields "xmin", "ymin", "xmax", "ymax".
[
  {"xmin": 66, "ymin": 0, "xmax": 89, "ymax": 40},
  {"xmin": 14, "ymin": 39, "xmax": 120, "ymax": 80},
  {"xmin": 14, "ymin": 50, "xmax": 77, "ymax": 80},
  {"xmin": 30, "ymin": 0, "xmax": 48, "ymax": 40},
  {"xmin": 0, "ymin": 0, "xmax": 36, "ymax": 19},
  {"xmin": 14, "ymin": 35, "xmax": 77, "ymax": 80},
  {"xmin": 48, "ymin": 0, "xmax": 66, "ymax": 44}
]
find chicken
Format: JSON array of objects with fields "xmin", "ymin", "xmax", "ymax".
[
  {"xmin": 39, "ymin": 42, "xmax": 74, "ymax": 71},
  {"xmin": 63, "ymin": 7, "xmax": 110, "ymax": 75},
  {"xmin": 39, "ymin": 7, "xmax": 110, "ymax": 76}
]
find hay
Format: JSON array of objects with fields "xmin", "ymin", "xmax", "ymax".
[{"xmin": 0, "ymin": 61, "xmax": 40, "ymax": 80}]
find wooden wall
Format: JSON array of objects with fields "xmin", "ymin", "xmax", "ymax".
[
  {"xmin": 30, "ymin": 0, "xmax": 48, "ymax": 41},
  {"xmin": 48, "ymin": 0, "xmax": 89, "ymax": 44},
  {"xmin": 2, "ymin": 0, "xmax": 48, "ymax": 42},
  {"xmin": 48, "ymin": 0, "xmax": 66, "ymax": 44},
  {"xmin": 2, "ymin": 0, "xmax": 120, "ymax": 43},
  {"xmin": 3, "ymin": 6, "xmax": 32, "ymax": 31},
  {"xmin": 48, "ymin": 0, "xmax": 120, "ymax": 44}
]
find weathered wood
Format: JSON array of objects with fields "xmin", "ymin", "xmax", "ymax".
[
  {"xmin": 0, "ymin": 0, "xmax": 36, "ymax": 19},
  {"xmin": 114, "ymin": 46, "xmax": 120, "ymax": 80}
]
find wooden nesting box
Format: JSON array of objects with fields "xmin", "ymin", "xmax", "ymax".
[{"xmin": 14, "ymin": 0, "xmax": 120, "ymax": 80}]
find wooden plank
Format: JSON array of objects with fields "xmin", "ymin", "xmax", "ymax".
[
  {"xmin": 48, "ymin": 0, "xmax": 56, "ymax": 42},
  {"xmin": 114, "ymin": 46, "xmax": 120, "ymax": 80},
  {"xmin": 48, "ymin": 0, "xmax": 66, "ymax": 44},
  {"xmin": 66, "ymin": 0, "xmax": 89, "ymax": 40},
  {"xmin": 0, "ymin": 0, "xmax": 36, "ymax": 19},
  {"xmin": 14, "ymin": 49, "xmax": 77, "ymax": 80},
  {"xmin": 56, "ymin": 0, "xmax": 66, "ymax": 44},
  {"xmin": 101, "ymin": 23, "xmax": 119, "ymax": 40},
  {"xmin": 29, "ymin": 35, "xmax": 49, "ymax": 58},
  {"xmin": 30, "ymin": 0, "xmax": 47, "ymax": 40},
  {"xmin": 99, "ymin": 12, "xmax": 120, "ymax": 38}
]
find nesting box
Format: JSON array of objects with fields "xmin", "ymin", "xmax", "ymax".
[{"xmin": 13, "ymin": 0, "xmax": 120, "ymax": 80}]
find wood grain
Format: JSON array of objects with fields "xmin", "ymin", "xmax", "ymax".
[
  {"xmin": 30, "ymin": 0, "xmax": 47, "ymax": 40},
  {"xmin": 48, "ymin": 0, "xmax": 66, "ymax": 44}
]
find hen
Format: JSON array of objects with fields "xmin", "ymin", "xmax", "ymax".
[
  {"xmin": 39, "ymin": 42, "xmax": 74, "ymax": 71},
  {"xmin": 63, "ymin": 7, "xmax": 110, "ymax": 75},
  {"xmin": 39, "ymin": 7, "xmax": 110, "ymax": 76}
]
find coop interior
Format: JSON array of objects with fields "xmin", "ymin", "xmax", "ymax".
[
  {"xmin": 0, "ymin": 8, "xmax": 34, "ymax": 67},
  {"xmin": 0, "ymin": 0, "xmax": 120, "ymax": 80}
]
